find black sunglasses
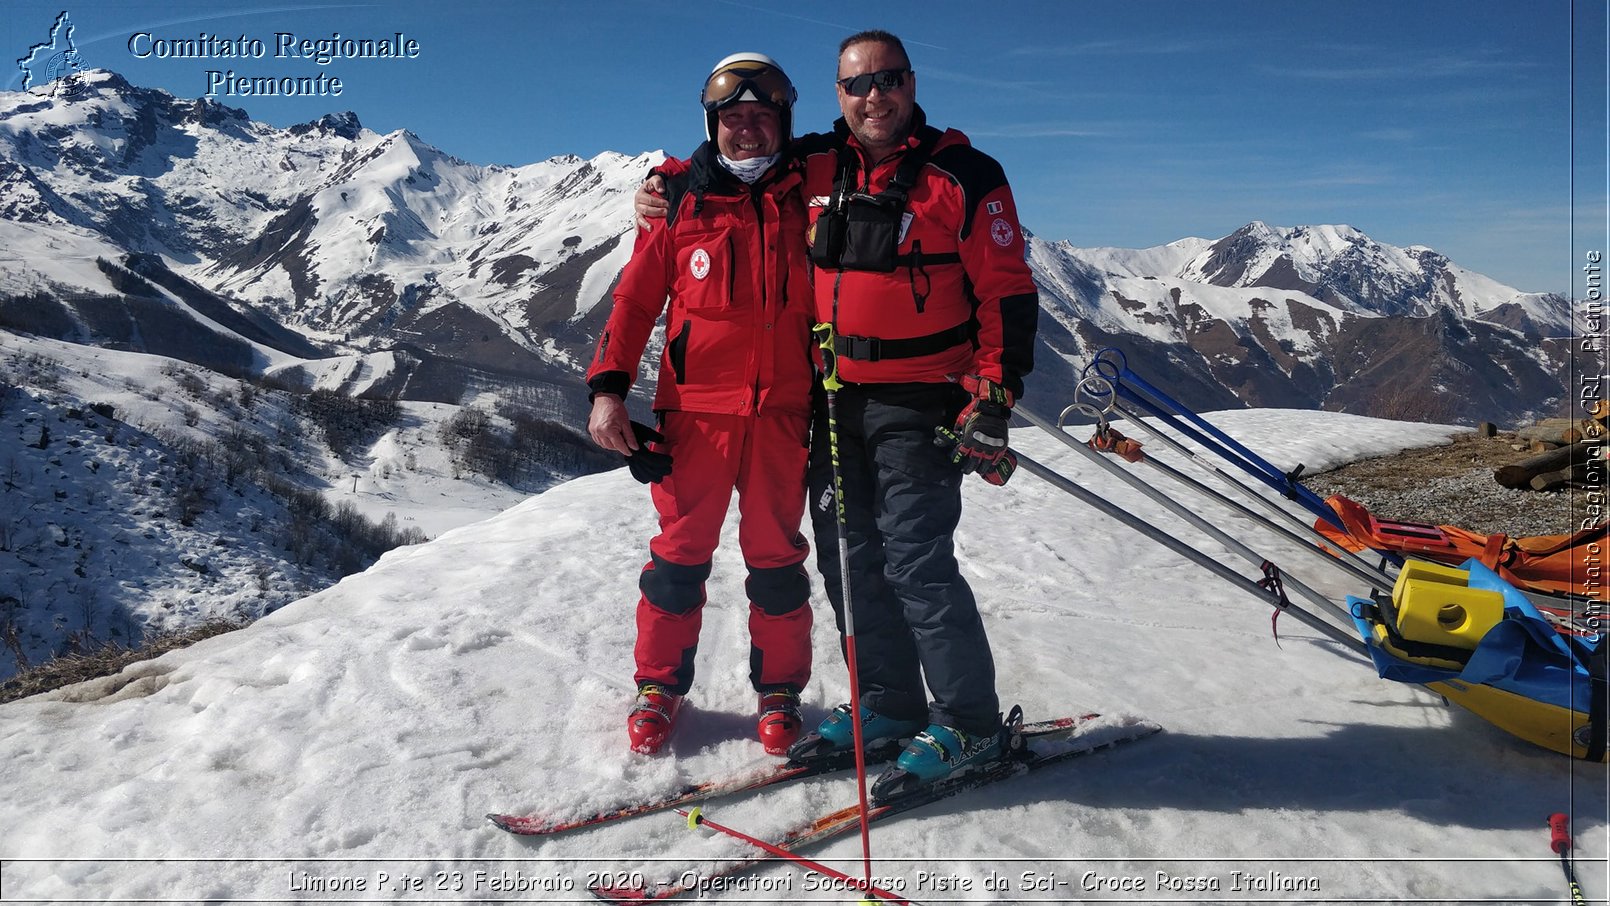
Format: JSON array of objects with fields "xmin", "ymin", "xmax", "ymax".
[{"xmin": 836, "ymin": 68, "xmax": 910, "ymax": 97}]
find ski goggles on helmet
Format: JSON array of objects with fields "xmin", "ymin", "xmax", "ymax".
[
  {"xmin": 702, "ymin": 63, "xmax": 797, "ymax": 112},
  {"xmin": 835, "ymin": 68, "xmax": 910, "ymax": 97}
]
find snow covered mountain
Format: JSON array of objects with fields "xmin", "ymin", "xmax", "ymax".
[
  {"xmin": 0, "ymin": 70, "xmax": 1581, "ymax": 430},
  {"xmin": 0, "ymin": 327, "xmax": 605, "ymax": 679},
  {"xmin": 1028, "ymin": 223, "xmax": 1578, "ymax": 424},
  {"xmin": 0, "ymin": 70, "xmax": 649, "ymax": 419},
  {"xmin": 1077, "ymin": 221, "xmax": 1568, "ymax": 330}
]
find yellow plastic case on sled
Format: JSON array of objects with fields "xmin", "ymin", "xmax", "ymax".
[
  {"xmin": 1392, "ymin": 560, "xmax": 1505, "ymax": 650},
  {"xmin": 1386, "ymin": 563, "xmax": 1603, "ymax": 760}
]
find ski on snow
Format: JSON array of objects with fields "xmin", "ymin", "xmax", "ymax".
[
  {"xmin": 588, "ymin": 713, "xmax": 1161, "ymax": 905},
  {"xmin": 487, "ymin": 713, "xmax": 1096, "ymax": 837}
]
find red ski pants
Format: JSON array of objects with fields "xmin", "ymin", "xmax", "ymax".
[{"xmin": 634, "ymin": 408, "xmax": 813, "ymax": 696}]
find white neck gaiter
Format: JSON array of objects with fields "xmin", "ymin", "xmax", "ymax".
[{"xmin": 718, "ymin": 153, "xmax": 780, "ymax": 185}]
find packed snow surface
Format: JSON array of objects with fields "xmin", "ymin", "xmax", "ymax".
[{"xmin": 1, "ymin": 410, "xmax": 1604, "ymax": 903}]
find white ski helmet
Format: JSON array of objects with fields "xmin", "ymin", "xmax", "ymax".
[{"xmin": 700, "ymin": 51, "xmax": 796, "ymax": 141}]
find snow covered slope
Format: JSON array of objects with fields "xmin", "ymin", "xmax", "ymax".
[
  {"xmin": 1, "ymin": 410, "xmax": 1601, "ymax": 903},
  {"xmin": 0, "ymin": 330, "xmax": 537, "ymax": 677}
]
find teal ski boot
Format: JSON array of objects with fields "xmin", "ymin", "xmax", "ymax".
[{"xmin": 785, "ymin": 703, "xmax": 925, "ymax": 764}]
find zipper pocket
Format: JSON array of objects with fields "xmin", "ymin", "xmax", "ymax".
[{"xmin": 668, "ymin": 321, "xmax": 690, "ymax": 384}]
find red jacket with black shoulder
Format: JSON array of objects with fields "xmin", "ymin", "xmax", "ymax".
[
  {"xmin": 586, "ymin": 144, "xmax": 815, "ymax": 417},
  {"xmin": 798, "ymin": 106, "xmax": 1038, "ymax": 398}
]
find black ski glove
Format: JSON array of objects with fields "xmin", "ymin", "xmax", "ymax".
[
  {"xmin": 625, "ymin": 421, "xmax": 673, "ymax": 484},
  {"xmin": 935, "ymin": 425, "xmax": 1017, "ymax": 485},
  {"xmin": 942, "ymin": 375, "xmax": 1013, "ymax": 476}
]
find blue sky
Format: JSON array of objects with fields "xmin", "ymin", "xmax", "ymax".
[{"xmin": 5, "ymin": 0, "xmax": 1606, "ymax": 295}]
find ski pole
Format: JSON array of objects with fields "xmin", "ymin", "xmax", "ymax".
[
  {"xmin": 1107, "ymin": 423, "xmax": 1394, "ymax": 592},
  {"xmin": 1020, "ymin": 403, "xmax": 1359, "ymax": 629},
  {"xmin": 1010, "ymin": 446, "xmax": 1370, "ymax": 657},
  {"xmin": 813, "ymin": 322, "xmax": 878, "ymax": 888},
  {"xmin": 1549, "ymin": 812, "xmax": 1589, "ymax": 906},
  {"xmin": 1082, "ymin": 373, "xmax": 1397, "ymax": 586},
  {"xmin": 1060, "ymin": 381, "xmax": 1394, "ymax": 593},
  {"xmin": 1083, "ymin": 349, "xmax": 1347, "ymax": 531},
  {"xmin": 1093, "ymin": 385, "xmax": 1593, "ymax": 624},
  {"xmin": 679, "ymin": 807, "xmax": 917, "ymax": 906}
]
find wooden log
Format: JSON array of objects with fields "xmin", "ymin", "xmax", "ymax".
[
  {"xmin": 1530, "ymin": 462, "xmax": 1587, "ymax": 492},
  {"xmin": 1494, "ymin": 440, "xmax": 1605, "ymax": 489},
  {"xmin": 1477, "ymin": 422, "xmax": 1498, "ymax": 438},
  {"xmin": 1516, "ymin": 421, "xmax": 1599, "ymax": 445}
]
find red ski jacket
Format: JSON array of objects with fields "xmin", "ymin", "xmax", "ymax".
[
  {"xmin": 650, "ymin": 108, "xmax": 1038, "ymax": 398},
  {"xmin": 798, "ymin": 108, "xmax": 1038, "ymax": 397},
  {"xmin": 587, "ymin": 145, "xmax": 816, "ymax": 417}
]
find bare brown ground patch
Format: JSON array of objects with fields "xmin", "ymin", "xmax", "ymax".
[{"xmin": 1305, "ymin": 432, "xmax": 1597, "ymax": 539}]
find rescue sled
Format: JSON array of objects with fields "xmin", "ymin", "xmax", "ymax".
[
  {"xmin": 1319, "ymin": 493, "xmax": 1607, "ymax": 601},
  {"xmin": 1349, "ymin": 558, "xmax": 1608, "ymax": 761},
  {"xmin": 1053, "ymin": 347, "xmax": 1610, "ymax": 761}
]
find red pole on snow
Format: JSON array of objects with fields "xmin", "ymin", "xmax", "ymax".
[
  {"xmin": 843, "ymin": 622, "xmax": 876, "ymax": 882},
  {"xmin": 1548, "ymin": 813, "xmax": 1589, "ymax": 906},
  {"xmin": 679, "ymin": 807, "xmax": 911, "ymax": 905}
]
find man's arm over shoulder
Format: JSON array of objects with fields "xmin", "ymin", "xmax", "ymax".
[{"xmin": 932, "ymin": 144, "xmax": 1039, "ymax": 400}]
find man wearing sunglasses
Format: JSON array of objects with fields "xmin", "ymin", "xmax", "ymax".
[
  {"xmin": 587, "ymin": 52, "xmax": 817, "ymax": 758},
  {"xmin": 634, "ymin": 31, "xmax": 1038, "ymax": 797}
]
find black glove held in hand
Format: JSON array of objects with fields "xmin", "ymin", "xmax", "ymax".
[{"xmin": 625, "ymin": 421, "xmax": 673, "ymax": 484}]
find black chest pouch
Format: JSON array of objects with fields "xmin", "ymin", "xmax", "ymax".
[
  {"xmin": 809, "ymin": 136, "xmax": 933, "ymax": 273},
  {"xmin": 810, "ymin": 191, "xmax": 903, "ymax": 272}
]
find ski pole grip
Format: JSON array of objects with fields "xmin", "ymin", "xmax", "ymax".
[
  {"xmin": 1549, "ymin": 813, "xmax": 1572, "ymax": 853},
  {"xmin": 813, "ymin": 322, "xmax": 842, "ymax": 392}
]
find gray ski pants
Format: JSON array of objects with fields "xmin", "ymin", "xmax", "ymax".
[{"xmin": 807, "ymin": 381, "xmax": 1001, "ymax": 736}]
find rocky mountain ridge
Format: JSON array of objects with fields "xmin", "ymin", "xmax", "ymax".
[{"xmin": 0, "ymin": 69, "xmax": 1583, "ymax": 427}]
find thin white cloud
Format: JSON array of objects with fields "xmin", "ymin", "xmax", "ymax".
[
  {"xmin": 967, "ymin": 122, "xmax": 1115, "ymax": 139},
  {"xmin": 1009, "ymin": 37, "xmax": 1231, "ymax": 57},
  {"xmin": 1272, "ymin": 54, "xmax": 1539, "ymax": 81},
  {"xmin": 707, "ymin": 0, "xmax": 949, "ymax": 51}
]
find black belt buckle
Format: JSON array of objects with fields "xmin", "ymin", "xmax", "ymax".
[{"xmin": 837, "ymin": 335, "xmax": 882, "ymax": 362}]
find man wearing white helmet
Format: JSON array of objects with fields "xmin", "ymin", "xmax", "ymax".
[{"xmin": 586, "ymin": 52, "xmax": 817, "ymax": 756}]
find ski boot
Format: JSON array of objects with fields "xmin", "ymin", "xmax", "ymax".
[
  {"xmin": 785, "ymin": 702, "xmax": 925, "ymax": 764},
  {"xmin": 626, "ymin": 683, "xmax": 682, "ymax": 755},
  {"xmin": 870, "ymin": 706, "xmax": 1025, "ymax": 801},
  {"xmin": 756, "ymin": 686, "xmax": 803, "ymax": 755}
]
